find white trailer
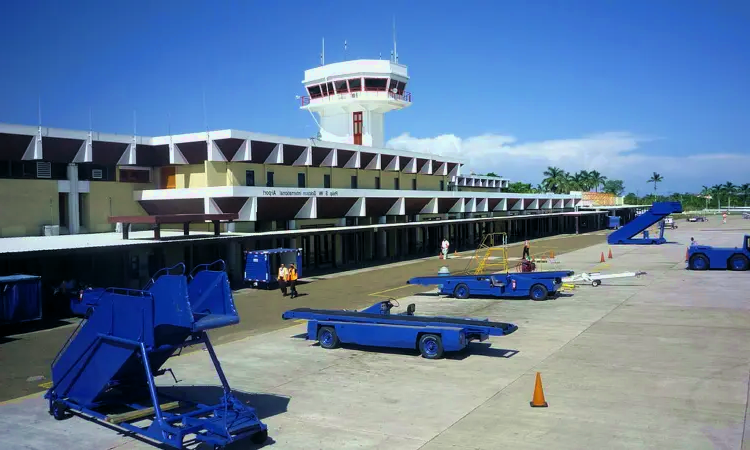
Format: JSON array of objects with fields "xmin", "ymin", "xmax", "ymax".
[{"xmin": 562, "ymin": 271, "xmax": 647, "ymax": 287}]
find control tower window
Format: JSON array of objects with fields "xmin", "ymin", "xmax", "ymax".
[
  {"xmin": 364, "ymin": 78, "xmax": 388, "ymax": 91},
  {"xmin": 389, "ymin": 80, "xmax": 406, "ymax": 95},
  {"xmin": 334, "ymin": 80, "xmax": 349, "ymax": 94},
  {"xmin": 307, "ymin": 85, "xmax": 322, "ymax": 99},
  {"xmin": 320, "ymin": 82, "xmax": 334, "ymax": 96},
  {"xmin": 348, "ymin": 78, "xmax": 362, "ymax": 91}
]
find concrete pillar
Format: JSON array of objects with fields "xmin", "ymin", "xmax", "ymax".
[
  {"xmin": 377, "ymin": 216, "xmax": 387, "ymax": 259},
  {"xmin": 67, "ymin": 164, "xmax": 80, "ymax": 234},
  {"xmin": 334, "ymin": 234, "xmax": 344, "ymax": 266},
  {"xmin": 226, "ymin": 241, "xmax": 243, "ymax": 286},
  {"xmin": 287, "ymin": 220, "xmax": 298, "ymax": 249}
]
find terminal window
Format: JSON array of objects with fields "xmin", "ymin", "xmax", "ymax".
[
  {"xmin": 351, "ymin": 175, "xmax": 358, "ymax": 189},
  {"xmin": 394, "ymin": 178, "xmax": 400, "ymax": 190},
  {"xmin": 266, "ymin": 171, "xmax": 274, "ymax": 187},
  {"xmin": 412, "ymin": 179, "xmax": 417, "ymax": 190},
  {"xmin": 324, "ymin": 174, "xmax": 331, "ymax": 189},
  {"xmin": 440, "ymin": 180, "xmax": 445, "ymax": 191},
  {"xmin": 298, "ymin": 173, "xmax": 306, "ymax": 188},
  {"xmin": 245, "ymin": 170, "xmax": 255, "ymax": 186},
  {"xmin": 375, "ymin": 177, "xmax": 381, "ymax": 189}
]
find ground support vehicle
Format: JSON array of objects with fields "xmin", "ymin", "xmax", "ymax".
[
  {"xmin": 44, "ymin": 261, "xmax": 268, "ymax": 449},
  {"xmin": 282, "ymin": 300, "xmax": 517, "ymax": 359},
  {"xmin": 0, "ymin": 274, "xmax": 42, "ymax": 326},
  {"xmin": 607, "ymin": 202, "xmax": 683, "ymax": 245},
  {"xmin": 686, "ymin": 235, "xmax": 750, "ymax": 271},
  {"xmin": 561, "ymin": 271, "xmax": 647, "ymax": 287},
  {"xmin": 687, "ymin": 216, "xmax": 709, "ymax": 222},
  {"xmin": 406, "ymin": 271, "xmax": 573, "ymax": 301}
]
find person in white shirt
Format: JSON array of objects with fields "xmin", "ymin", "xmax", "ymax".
[
  {"xmin": 441, "ymin": 238, "xmax": 450, "ymax": 259},
  {"xmin": 277, "ymin": 264, "xmax": 288, "ymax": 296}
]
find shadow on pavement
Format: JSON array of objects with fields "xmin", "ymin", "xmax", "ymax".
[{"xmin": 64, "ymin": 385, "xmax": 288, "ymax": 449}]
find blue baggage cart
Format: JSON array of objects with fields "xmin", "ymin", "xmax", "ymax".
[
  {"xmin": 1, "ymin": 274, "xmax": 43, "ymax": 325},
  {"xmin": 244, "ymin": 248, "xmax": 302, "ymax": 289}
]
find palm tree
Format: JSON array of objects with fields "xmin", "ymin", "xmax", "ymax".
[
  {"xmin": 647, "ymin": 172, "xmax": 663, "ymax": 193},
  {"xmin": 711, "ymin": 184, "xmax": 723, "ymax": 209},
  {"xmin": 589, "ymin": 170, "xmax": 607, "ymax": 192},
  {"xmin": 740, "ymin": 183, "xmax": 750, "ymax": 206},
  {"xmin": 723, "ymin": 182, "xmax": 737, "ymax": 208},
  {"xmin": 542, "ymin": 167, "xmax": 567, "ymax": 194}
]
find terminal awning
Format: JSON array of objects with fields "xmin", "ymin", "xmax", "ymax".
[{"xmin": 108, "ymin": 213, "xmax": 238, "ymax": 240}]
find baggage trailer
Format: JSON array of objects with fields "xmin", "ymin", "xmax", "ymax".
[
  {"xmin": 282, "ymin": 300, "xmax": 517, "ymax": 359},
  {"xmin": 44, "ymin": 260, "xmax": 269, "ymax": 449},
  {"xmin": 607, "ymin": 201, "xmax": 683, "ymax": 245},
  {"xmin": 406, "ymin": 271, "xmax": 574, "ymax": 301},
  {"xmin": 687, "ymin": 235, "xmax": 750, "ymax": 271},
  {"xmin": 0, "ymin": 274, "xmax": 43, "ymax": 326},
  {"xmin": 562, "ymin": 271, "xmax": 648, "ymax": 287}
]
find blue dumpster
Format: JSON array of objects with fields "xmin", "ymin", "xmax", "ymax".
[
  {"xmin": 244, "ymin": 248, "xmax": 303, "ymax": 289},
  {"xmin": 1, "ymin": 274, "xmax": 43, "ymax": 325}
]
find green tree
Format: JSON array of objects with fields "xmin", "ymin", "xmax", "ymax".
[
  {"xmin": 647, "ymin": 172, "xmax": 663, "ymax": 192},
  {"xmin": 588, "ymin": 170, "xmax": 607, "ymax": 192},
  {"xmin": 485, "ymin": 172, "xmax": 498, "ymax": 177},
  {"xmin": 602, "ymin": 179, "xmax": 625, "ymax": 196},
  {"xmin": 541, "ymin": 167, "xmax": 567, "ymax": 194},
  {"xmin": 623, "ymin": 192, "xmax": 639, "ymax": 204},
  {"xmin": 740, "ymin": 183, "xmax": 750, "ymax": 206},
  {"xmin": 506, "ymin": 181, "xmax": 534, "ymax": 193}
]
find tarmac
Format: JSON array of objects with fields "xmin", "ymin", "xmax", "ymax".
[{"xmin": 1, "ymin": 217, "xmax": 749, "ymax": 449}]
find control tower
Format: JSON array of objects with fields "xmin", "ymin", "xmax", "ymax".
[{"xmin": 300, "ymin": 59, "xmax": 411, "ymax": 148}]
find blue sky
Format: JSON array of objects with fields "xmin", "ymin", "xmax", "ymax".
[{"xmin": 1, "ymin": 0, "xmax": 748, "ymax": 194}]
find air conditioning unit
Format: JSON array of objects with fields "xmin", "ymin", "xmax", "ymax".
[
  {"xmin": 92, "ymin": 169, "xmax": 103, "ymax": 179},
  {"xmin": 43, "ymin": 225, "xmax": 60, "ymax": 236}
]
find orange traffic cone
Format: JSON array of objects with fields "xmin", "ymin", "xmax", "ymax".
[
  {"xmin": 685, "ymin": 248, "xmax": 689, "ymax": 262},
  {"xmin": 530, "ymin": 372, "xmax": 548, "ymax": 408},
  {"xmin": 600, "ymin": 252, "xmax": 605, "ymax": 263},
  {"xmin": 550, "ymin": 250, "xmax": 555, "ymax": 258},
  {"xmin": 608, "ymin": 248, "xmax": 613, "ymax": 259}
]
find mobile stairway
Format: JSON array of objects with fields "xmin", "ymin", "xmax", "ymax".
[
  {"xmin": 44, "ymin": 260, "xmax": 268, "ymax": 449},
  {"xmin": 607, "ymin": 201, "xmax": 683, "ymax": 245}
]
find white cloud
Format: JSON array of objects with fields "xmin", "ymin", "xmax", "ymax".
[{"xmin": 386, "ymin": 132, "xmax": 750, "ymax": 193}]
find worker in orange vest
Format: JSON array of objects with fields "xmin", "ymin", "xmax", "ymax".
[{"xmin": 287, "ymin": 263, "xmax": 299, "ymax": 298}]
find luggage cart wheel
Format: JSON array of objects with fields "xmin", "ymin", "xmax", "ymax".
[
  {"xmin": 51, "ymin": 400, "xmax": 68, "ymax": 420},
  {"xmin": 591, "ymin": 280, "xmax": 601, "ymax": 287},
  {"xmin": 250, "ymin": 429, "xmax": 269, "ymax": 445},
  {"xmin": 418, "ymin": 334, "xmax": 444, "ymax": 359},
  {"xmin": 317, "ymin": 326, "xmax": 340, "ymax": 349}
]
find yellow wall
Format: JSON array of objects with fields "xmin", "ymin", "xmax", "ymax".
[
  {"xmin": 84, "ymin": 181, "xmax": 150, "ymax": 233},
  {"xmin": 220, "ymin": 162, "xmax": 449, "ymax": 192},
  {"xmin": 176, "ymin": 164, "xmax": 207, "ymax": 188},
  {"xmin": 0, "ymin": 179, "xmax": 59, "ymax": 237},
  {"xmin": 205, "ymin": 161, "xmax": 228, "ymax": 187}
]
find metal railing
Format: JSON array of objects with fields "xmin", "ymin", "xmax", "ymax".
[{"xmin": 299, "ymin": 90, "xmax": 412, "ymax": 106}]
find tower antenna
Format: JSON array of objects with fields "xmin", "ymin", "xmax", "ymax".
[
  {"xmin": 320, "ymin": 37, "xmax": 325, "ymax": 65},
  {"xmin": 392, "ymin": 16, "xmax": 398, "ymax": 63},
  {"xmin": 37, "ymin": 96, "xmax": 42, "ymax": 128}
]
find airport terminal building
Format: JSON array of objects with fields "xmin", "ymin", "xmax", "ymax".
[{"xmin": 0, "ymin": 58, "xmax": 617, "ymax": 289}]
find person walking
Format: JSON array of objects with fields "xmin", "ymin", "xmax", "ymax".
[
  {"xmin": 441, "ymin": 238, "xmax": 450, "ymax": 260},
  {"xmin": 522, "ymin": 240, "xmax": 530, "ymax": 260},
  {"xmin": 288, "ymin": 263, "xmax": 299, "ymax": 298},
  {"xmin": 277, "ymin": 263, "xmax": 288, "ymax": 296}
]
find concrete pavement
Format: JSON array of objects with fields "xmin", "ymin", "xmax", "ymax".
[{"xmin": 1, "ymin": 217, "xmax": 748, "ymax": 449}]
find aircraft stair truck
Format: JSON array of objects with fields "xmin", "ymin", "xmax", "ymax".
[
  {"xmin": 687, "ymin": 234, "xmax": 750, "ymax": 271},
  {"xmin": 406, "ymin": 270, "xmax": 574, "ymax": 301},
  {"xmin": 282, "ymin": 299, "xmax": 518, "ymax": 359},
  {"xmin": 607, "ymin": 201, "xmax": 683, "ymax": 245},
  {"xmin": 44, "ymin": 261, "xmax": 269, "ymax": 449}
]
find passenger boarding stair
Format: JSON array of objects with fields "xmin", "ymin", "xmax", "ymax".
[
  {"xmin": 45, "ymin": 261, "xmax": 267, "ymax": 449},
  {"xmin": 607, "ymin": 201, "xmax": 683, "ymax": 245}
]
